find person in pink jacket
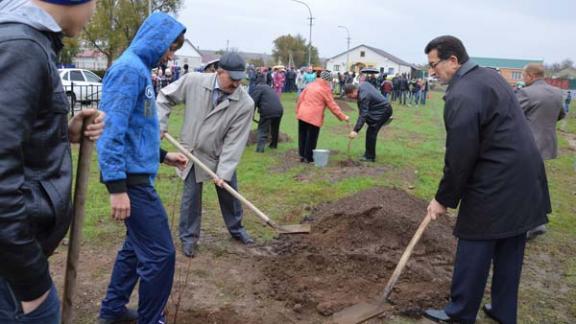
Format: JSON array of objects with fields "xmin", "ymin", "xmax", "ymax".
[
  {"xmin": 273, "ymin": 68, "xmax": 286, "ymax": 97},
  {"xmin": 296, "ymin": 70, "xmax": 349, "ymax": 163}
]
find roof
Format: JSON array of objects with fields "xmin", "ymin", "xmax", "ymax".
[
  {"xmin": 328, "ymin": 44, "xmax": 413, "ymax": 67},
  {"xmin": 554, "ymin": 67, "xmax": 576, "ymax": 79},
  {"xmin": 471, "ymin": 57, "xmax": 543, "ymax": 69},
  {"xmin": 199, "ymin": 50, "xmax": 273, "ymax": 64}
]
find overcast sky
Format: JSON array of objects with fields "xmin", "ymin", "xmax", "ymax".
[{"xmin": 177, "ymin": 0, "xmax": 575, "ymax": 65}]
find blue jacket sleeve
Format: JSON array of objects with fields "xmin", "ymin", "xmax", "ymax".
[{"xmin": 96, "ymin": 66, "xmax": 141, "ymax": 193}]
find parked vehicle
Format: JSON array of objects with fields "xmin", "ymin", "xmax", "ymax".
[{"xmin": 59, "ymin": 68, "xmax": 102, "ymax": 107}]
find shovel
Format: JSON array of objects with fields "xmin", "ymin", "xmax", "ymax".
[
  {"xmin": 62, "ymin": 114, "xmax": 98, "ymax": 324},
  {"xmin": 164, "ymin": 133, "xmax": 310, "ymax": 234},
  {"xmin": 331, "ymin": 213, "xmax": 432, "ymax": 324}
]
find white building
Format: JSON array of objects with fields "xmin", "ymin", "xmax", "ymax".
[
  {"xmin": 174, "ymin": 39, "xmax": 203, "ymax": 70},
  {"xmin": 326, "ymin": 44, "xmax": 413, "ymax": 76},
  {"xmin": 73, "ymin": 49, "xmax": 108, "ymax": 70}
]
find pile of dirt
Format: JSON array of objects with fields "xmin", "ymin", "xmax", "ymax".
[
  {"xmin": 260, "ymin": 187, "xmax": 456, "ymax": 319},
  {"xmin": 247, "ymin": 129, "xmax": 291, "ymax": 145},
  {"xmin": 171, "ymin": 306, "xmax": 252, "ymax": 324}
]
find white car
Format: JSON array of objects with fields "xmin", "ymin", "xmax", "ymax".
[{"xmin": 59, "ymin": 68, "xmax": 102, "ymax": 107}]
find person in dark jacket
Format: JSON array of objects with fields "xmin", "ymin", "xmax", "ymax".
[
  {"xmin": 266, "ymin": 67, "xmax": 273, "ymax": 87},
  {"xmin": 97, "ymin": 13, "xmax": 187, "ymax": 324},
  {"xmin": 285, "ymin": 67, "xmax": 296, "ymax": 92},
  {"xmin": 423, "ymin": 36, "xmax": 550, "ymax": 324},
  {"xmin": 344, "ymin": 82, "xmax": 393, "ymax": 162},
  {"xmin": 391, "ymin": 74, "xmax": 400, "ymax": 101},
  {"xmin": 398, "ymin": 74, "xmax": 409, "ymax": 105},
  {"xmin": 247, "ymin": 64, "xmax": 257, "ymax": 92},
  {"xmin": 250, "ymin": 76, "xmax": 284, "ymax": 152},
  {"xmin": 0, "ymin": 1, "xmax": 104, "ymax": 323}
]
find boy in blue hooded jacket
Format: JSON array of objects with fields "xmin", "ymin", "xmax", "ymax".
[{"xmin": 96, "ymin": 13, "xmax": 187, "ymax": 324}]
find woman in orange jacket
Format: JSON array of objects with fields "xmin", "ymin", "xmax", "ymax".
[{"xmin": 296, "ymin": 70, "xmax": 349, "ymax": 163}]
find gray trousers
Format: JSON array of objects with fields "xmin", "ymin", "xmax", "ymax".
[{"xmin": 179, "ymin": 166, "xmax": 245, "ymax": 246}]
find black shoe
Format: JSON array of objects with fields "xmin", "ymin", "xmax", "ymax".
[
  {"xmin": 182, "ymin": 242, "xmax": 197, "ymax": 258},
  {"xmin": 98, "ymin": 308, "xmax": 138, "ymax": 324},
  {"xmin": 233, "ymin": 232, "xmax": 255, "ymax": 245},
  {"xmin": 360, "ymin": 157, "xmax": 375, "ymax": 162},
  {"xmin": 482, "ymin": 304, "xmax": 502, "ymax": 323},
  {"xmin": 423, "ymin": 309, "xmax": 458, "ymax": 323}
]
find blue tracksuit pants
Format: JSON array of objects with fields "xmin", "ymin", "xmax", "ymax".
[{"xmin": 100, "ymin": 184, "xmax": 175, "ymax": 324}]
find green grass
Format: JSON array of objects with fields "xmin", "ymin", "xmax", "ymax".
[{"xmin": 74, "ymin": 90, "xmax": 576, "ymax": 322}]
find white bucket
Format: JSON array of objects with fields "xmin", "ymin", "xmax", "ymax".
[{"xmin": 312, "ymin": 149, "xmax": 330, "ymax": 167}]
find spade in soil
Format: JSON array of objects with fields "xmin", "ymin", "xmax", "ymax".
[{"xmin": 332, "ymin": 214, "xmax": 432, "ymax": 324}]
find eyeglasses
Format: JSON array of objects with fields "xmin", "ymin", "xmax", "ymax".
[{"xmin": 429, "ymin": 59, "xmax": 445, "ymax": 69}]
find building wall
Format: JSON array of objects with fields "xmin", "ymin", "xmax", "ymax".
[
  {"xmin": 326, "ymin": 45, "xmax": 411, "ymax": 76},
  {"xmin": 499, "ymin": 68, "xmax": 524, "ymax": 85},
  {"xmin": 175, "ymin": 41, "xmax": 203, "ymax": 69},
  {"xmin": 174, "ymin": 56, "xmax": 202, "ymax": 69}
]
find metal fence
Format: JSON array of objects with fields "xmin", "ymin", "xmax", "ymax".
[{"xmin": 62, "ymin": 82, "xmax": 102, "ymax": 116}]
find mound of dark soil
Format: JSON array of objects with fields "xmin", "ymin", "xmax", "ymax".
[
  {"xmin": 261, "ymin": 187, "xmax": 456, "ymax": 318},
  {"xmin": 172, "ymin": 306, "xmax": 252, "ymax": 324}
]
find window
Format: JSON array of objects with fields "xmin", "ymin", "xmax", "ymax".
[
  {"xmin": 388, "ymin": 67, "xmax": 394, "ymax": 75},
  {"xmin": 83, "ymin": 70, "xmax": 102, "ymax": 83},
  {"xmin": 512, "ymin": 71, "xmax": 523, "ymax": 81},
  {"xmin": 70, "ymin": 70, "xmax": 85, "ymax": 82},
  {"xmin": 61, "ymin": 72, "xmax": 69, "ymax": 81},
  {"xmin": 360, "ymin": 51, "xmax": 365, "ymax": 57},
  {"xmin": 334, "ymin": 65, "xmax": 340, "ymax": 71}
]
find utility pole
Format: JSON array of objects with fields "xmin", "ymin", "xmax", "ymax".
[
  {"xmin": 148, "ymin": 0, "xmax": 152, "ymax": 16},
  {"xmin": 289, "ymin": 0, "xmax": 313, "ymax": 67},
  {"xmin": 337, "ymin": 25, "xmax": 350, "ymax": 72}
]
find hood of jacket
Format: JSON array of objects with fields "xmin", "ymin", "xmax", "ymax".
[{"xmin": 128, "ymin": 12, "xmax": 186, "ymax": 69}]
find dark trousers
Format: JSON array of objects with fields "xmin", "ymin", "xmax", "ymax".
[
  {"xmin": 298, "ymin": 120, "xmax": 320, "ymax": 162},
  {"xmin": 364, "ymin": 114, "xmax": 392, "ymax": 160},
  {"xmin": 445, "ymin": 234, "xmax": 527, "ymax": 324},
  {"xmin": 0, "ymin": 279, "xmax": 59, "ymax": 323},
  {"xmin": 400, "ymin": 90, "xmax": 407, "ymax": 105},
  {"xmin": 100, "ymin": 185, "xmax": 175, "ymax": 324},
  {"xmin": 179, "ymin": 167, "xmax": 246, "ymax": 246},
  {"xmin": 256, "ymin": 116, "xmax": 282, "ymax": 152}
]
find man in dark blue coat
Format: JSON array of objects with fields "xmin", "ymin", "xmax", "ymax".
[
  {"xmin": 423, "ymin": 36, "xmax": 550, "ymax": 324},
  {"xmin": 344, "ymin": 82, "xmax": 393, "ymax": 162}
]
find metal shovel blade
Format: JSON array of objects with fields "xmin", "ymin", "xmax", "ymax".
[
  {"xmin": 276, "ymin": 223, "xmax": 311, "ymax": 234},
  {"xmin": 331, "ymin": 303, "xmax": 384, "ymax": 324}
]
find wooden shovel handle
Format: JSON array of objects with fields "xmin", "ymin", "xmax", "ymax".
[
  {"xmin": 379, "ymin": 213, "xmax": 432, "ymax": 302},
  {"xmin": 164, "ymin": 133, "xmax": 278, "ymax": 228},
  {"xmin": 62, "ymin": 113, "xmax": 98, "ymax": 324}
]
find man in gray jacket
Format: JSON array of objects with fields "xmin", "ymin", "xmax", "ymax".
[
  {"xmin": 517, "ymin": 63, "xmax": 565, "ymax": 239},
  {"xmin": 157, "ymin": 52, "xmax": 255, "ymax": 257}
]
